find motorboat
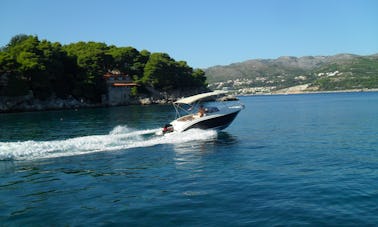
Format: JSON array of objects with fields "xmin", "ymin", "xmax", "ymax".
[{"xmin": 162, "ymin": 90, "xmax": 244, "ymax": 134}]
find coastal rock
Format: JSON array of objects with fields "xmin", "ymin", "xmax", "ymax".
[
  {"xmin": 0, "ymin": 93, "xmax": 33, "ymax": 112},
  {"xmin": 139, "ymin": 98, "xmax": 152, "ymax": 105},
  {"xmin": 0, "ymin": 95, "xmax": 95, "ymax": 113},
  {"xmin": 0, "ymin": 87, "xmax": 211, "ymax": 113}
]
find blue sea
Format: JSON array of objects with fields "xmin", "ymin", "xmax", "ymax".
[{"xmin": 1, "ymin": 92, "xmax": 378, "ymax": 226}]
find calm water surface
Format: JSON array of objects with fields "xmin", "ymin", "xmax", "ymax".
[{"xmin": 1, "ymin": 92, "xmax": 378, "ymax": 225}]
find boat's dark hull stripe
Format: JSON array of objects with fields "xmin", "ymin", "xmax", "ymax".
[{"xmin": 183, "ymin": 110, "xmax": 240, "ymax": 131}]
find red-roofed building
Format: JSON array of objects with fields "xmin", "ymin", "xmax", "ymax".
[{"xmin": 102, "ymin": 71, "xmax": 138, "ymax": 105}]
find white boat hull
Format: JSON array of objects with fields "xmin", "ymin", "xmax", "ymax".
[{"xmin": 170, "ymin": 106, "xmax": 243, "ymax": 132}]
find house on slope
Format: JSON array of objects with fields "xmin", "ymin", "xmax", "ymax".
[{"xmin": 102, "ymin": 71, "xmax": 138, "ymax": 105}]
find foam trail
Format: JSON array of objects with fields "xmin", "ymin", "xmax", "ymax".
[{"xmin": 0, "ymin": 126, "xmax": 217, "ymax": 161}]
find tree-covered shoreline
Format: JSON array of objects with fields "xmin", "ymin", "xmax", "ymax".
[{"xmin": 0, "ymin": 35, "xmax": 207, "ymax": 104}]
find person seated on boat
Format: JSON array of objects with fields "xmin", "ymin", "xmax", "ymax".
[{"xmin": 197, "ymin": 105, "xmax": 206, "ymax": 117}]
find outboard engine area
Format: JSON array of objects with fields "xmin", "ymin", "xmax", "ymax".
[{"xmin": 162, "ymin": 124, "xmax": 174, "ymax": 134}]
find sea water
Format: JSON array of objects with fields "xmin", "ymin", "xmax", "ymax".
[{"xmin": 0, "ymin": 92, "xmax": 377, "ymax": 225}]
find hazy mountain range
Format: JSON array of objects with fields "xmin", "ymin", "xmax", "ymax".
[{"xmin": 204, "ymin": 53, "xmax": 378, "ymax": 94}]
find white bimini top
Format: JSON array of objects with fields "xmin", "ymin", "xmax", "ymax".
[{"xmin": 174, "ymin": 90, "xmax": 228, "ymax": 105}]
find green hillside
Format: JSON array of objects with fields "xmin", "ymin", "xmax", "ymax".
[{"xmin": 205, "ymin": 54, "xmax": 378, "ymax": 93}]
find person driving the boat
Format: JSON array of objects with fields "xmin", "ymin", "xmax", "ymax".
[{"xmin": 198, "ymin": 105, "xmax": 206, "ymax": 117}]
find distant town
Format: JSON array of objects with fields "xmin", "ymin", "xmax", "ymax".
[{"xmin": 205, "ymin": 54, "xmax": 378, "ymax": 95}]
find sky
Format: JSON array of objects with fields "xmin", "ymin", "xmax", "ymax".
[{"xmin": 1, "ymin": 0, "xmax": 377, "ymax": 68}]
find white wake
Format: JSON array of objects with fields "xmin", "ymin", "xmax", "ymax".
[{"xmin": 0, "ymin": 126, "xmax": 217, "ymax": 161}]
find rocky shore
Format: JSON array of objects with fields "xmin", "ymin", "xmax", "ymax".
[
  {"xmin": 0, "ymin": 96, "xmax": 174, "ymax": 113},
  {"xmin": 0, "ymin": 88, "xmax": 210, "ymax": 113},
  {"xmin": 0, "ymin": 94, "xmax": 99, "ymax": 113},
  {"xmin": 271, "ymin": 85, "xmax": 378, "ymax": 95}
]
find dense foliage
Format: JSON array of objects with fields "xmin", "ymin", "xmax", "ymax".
[{"xmin": 0, "ymin": 35, "xmax": 206, "ymax": 101}]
